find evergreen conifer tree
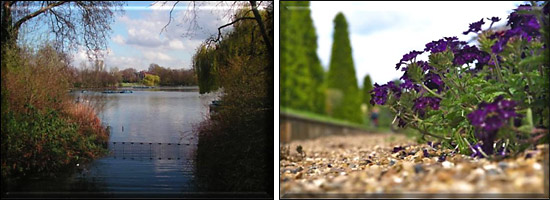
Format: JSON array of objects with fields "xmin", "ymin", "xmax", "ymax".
[{"xmin": 326, "ymin": 12, "xmax": 362, "ymax": 123}]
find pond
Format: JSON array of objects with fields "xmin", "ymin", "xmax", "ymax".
[{"xmin": 8, "ymin": 87, "xmax": 221, "ymax": 198}]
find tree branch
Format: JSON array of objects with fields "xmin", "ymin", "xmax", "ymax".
[
  {"xmin": 208, "ymin": 17, "xmax": 255, "ymax": 44},
  {"xmin": 160, "ymin": 1, "xmax": 179, "ymax": 35},
  {"xmin": 249, "ymin": 1, "xmax": 272, "ymax": 57},
  {"xmin": 14, "ymin": 1, "xmax": 68, "ymax": 30}
]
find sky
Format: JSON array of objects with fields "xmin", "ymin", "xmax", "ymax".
[
  {"xmin": 71, "ymin": 1, "xmax": 241, "ymax": 71},
  {"xmin": 310, "ymin": 1, "xmax": 524, "ymax": 86}
]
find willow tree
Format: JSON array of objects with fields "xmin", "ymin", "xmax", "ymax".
[
  {"xmin": 280, "ymin": 1, "xmax": 325, "ymax": 114},
  {"xmin": 326, "ymin": 12, "xmax": 362, "ymax": 123}
]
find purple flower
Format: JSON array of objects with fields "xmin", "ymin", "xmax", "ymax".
[
  {"xmin": 396, "ymin": 50, "xmax": 424, "ymax": 70},
  {"xmin": 399, "ymin": 74, "xmax": 420, "ymax": 92},
  {"xmin": 492, "ymin": 6, "xmax": 542, "ymax": 53},
  {"xmin": 413, "ymin": 96, "xmax": 441, "ymax": 117},
  {"xmin": 438, "ymin": 154, "xmax": 446, "ymax": 162},
  {"xmin": 508, "ymin": 12, "xmax": 540, "ymax": 38},
  {"xmin": 488, "ymin": 16, "xmax": 501, "ymax": 23},
  {"xmin": 416, "ymin": 61, "xmax": 433, "ymax": 72},
  {"xmin": 463, "ymin": 18, "xmax": 485, "ymax": 35},
  {"xmin": 392, "ymin": 146, "xmax": 404, "ymax": 153},
  {"xmin": 424, "ymin": 37, "xmax": 467, "ymax": 54},
  {"xmin": 423, "ymin": 149, "xmax": 430, "ymax": 157},
  {"xmin": 487, "ymin": 16, "xmax": 501, "ymax": 29},
  {"xmin": 467, "ymin": 96, "xmax": 520, "ymax": 155},
  {"xmin": 424, "ymin": 39, "xmax": 448, "ymax": 53},
  {"xmin": 491, "ymin": 37, "xmax": 508, "ymax": 54},
  {"xmin": 424, "ymin": 72, "xmax": 444, "ymax": 92},
  {"xmin": 453, "ymin": 45, "xmax": 488, "ymax": 65},
  {"xmin": 468, "ymin": 96, "xmax": 518, "ymax": 132},
  {"xmin": 516, "ymin": 4, "xmax": 532, "ymax": 11},
  {"xmin": 370, "ymin": 81, "xmax": 401, "ymax": 105}
]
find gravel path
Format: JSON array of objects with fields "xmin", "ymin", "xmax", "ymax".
[{"xmin": 280, "ymin": 133, "xmax": 549, "ymax": 198}]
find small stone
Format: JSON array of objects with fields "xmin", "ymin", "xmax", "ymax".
[
  {"xmin": 295, "ymin": 172, "xmax": 303, "ymax": 179},
  {"xmin": 389, "ymin": 159, "xmax": 397, "ymax": 166},
  {"xmin": 441, "ymin": 161, "xmax": 453, "ymax": 169},
  {"xmin": 498, "ymin": 161, "xmax": 508, "ymax": 170},
  {"xmin": 414, "ymin": 164, "xmax": 424, "ymax": 174},
  {"xmin": 393, "ymin": 176, "xmax": 403, "ymax": 183},
  {"xmin": 533, "ymin": 163, "xmax": 541, "ymax": 170},
  {"xmin": 436, "ymin": 171, "xmax": 452, "ymax": 181}
]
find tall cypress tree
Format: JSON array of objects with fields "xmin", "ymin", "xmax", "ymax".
[
  {"xmin": 280, "ymin": 1, "xmax": 325, "ymax": 114},
  {"xmin": 362, "ymin": 74, "xmax": 373, "ymax": 107},
  {"xmin": 326, "ymin": 12, "xmax": 362, "ymax": 123}
]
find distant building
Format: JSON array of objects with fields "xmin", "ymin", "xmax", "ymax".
[{"xmin": 138, "ymin": 71, "xmax": 154, "ymax": 80}]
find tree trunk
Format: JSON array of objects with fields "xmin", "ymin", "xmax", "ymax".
[{"xmin": 249, "ymin": 1, "xmax": 273, "ymax": 59}]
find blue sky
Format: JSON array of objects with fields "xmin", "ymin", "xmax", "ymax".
[
  {"xmin": 70, "ymin": 1, "xmax": 239, "ymax": 71},
  {"xmin": 310, "ymin": 1, "xmax": 524, "ymax": 86}
]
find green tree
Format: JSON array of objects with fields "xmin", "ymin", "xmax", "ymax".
[
  {"xmin": 326, "ymin": 12, "xmax": 362, "ymax": 123},
  {"xmin": 280, "ymin": 1, "xmax": 325, "ymax": 114},
  {"xmin": 142, "ymin": 74, "xmax": 160, "ymax": 86},
  {"xmin": 362, "ymin": 74, "xmax": 373, "ymax": 107}
]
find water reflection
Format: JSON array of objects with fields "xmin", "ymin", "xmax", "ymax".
[{"xmin": 10, "ymin": 88, "xmax": 220, "ymax": 197}]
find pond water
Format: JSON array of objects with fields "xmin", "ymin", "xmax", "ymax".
[{"xmin": 8, "ymin": 87, "xmax": 220, "ymax": 198}]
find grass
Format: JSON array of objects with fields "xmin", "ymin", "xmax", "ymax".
[
  {"xmin": 119, "ymin": 82, "xmax": 143, "ymax": 87},
  {"xmin": 280, "ymin": 106, "xmax": 397, "ymax": 133},
  {"xmin": 281, "ymin": 106, "xmax": 368, "ymax": 130}
]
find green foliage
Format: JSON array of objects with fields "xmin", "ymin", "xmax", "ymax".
[
  {"xmin": 148, "ymin": 63, "xmax": 197, "ymax": 86},
  {"xmin": 193, "ymin": 44, "xmax": 219, "ymax": 94},
  {"xmin": 194, "ymin": 3, "xmax": 273, "ymax": 193},
  {"xmin": 326, "ymin": 12, "xmax": 362, "ymax": 124},
  {"xmin": 1, "ymin": 44, "xmax": 108, "ymax": 190},
  {"xmin": 142, "ymin": 74, "xmax": 160, "ymax": 86},
  {"xmin": 382, "ymin": 2, "xmax": 549, "ymax": 159},
  {"xmin": 362, "ymin": 74, "xmax": 373, "ymax": 108},
  {"xmin": 280, "ymin": 1, "xmax": 326, "ymax": 115}
]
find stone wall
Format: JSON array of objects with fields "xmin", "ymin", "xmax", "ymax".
[{"xmin": 280, "ymin": 112, "xmax": 368, "ymax": 143}]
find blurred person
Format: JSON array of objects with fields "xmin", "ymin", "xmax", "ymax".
[{"xmin": 370, "ymin": 107, "xmax": 379, "ymax": 127}]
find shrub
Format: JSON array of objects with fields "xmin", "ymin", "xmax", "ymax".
[{"xmin": 1, "ymin": 43, "xmax": 109, "ymax": 190}]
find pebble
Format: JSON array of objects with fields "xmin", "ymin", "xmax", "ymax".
[
  {"xmin": 414, "ymin": 164, "xmax": 425, "ymax": 174},
  {"xmin": 280, "ymin": 134, "xmax": 545, "ymax": 196}
]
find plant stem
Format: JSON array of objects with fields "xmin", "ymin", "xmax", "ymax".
[
  {"xmin": 491, "ymin": 54, "xmax": 505, "ymax": 83},
  {"xmin": 421, "ymin": 83, "xmax": 443, "ymax": 98}
]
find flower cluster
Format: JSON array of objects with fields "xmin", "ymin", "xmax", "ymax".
[
  {"xmin": 424, "ymin": 36, "xmax": 467, "ymax": 54},
  {"xmin": 423, "ymin": 72, "xmax": 444, "ymax": 92},
  {"xmin": 463, "ymin": 18, "xmax": 485, "ymax": 35},
  {"xmin": 413, "ymin": 96, "xmax": 441, "ymax": 117},
  {"xmin": 467, "ymin": 96, "xmax": 518, "ymax": 132},
  {"xmin": 395, "ymin": 50, "xmax": 423, "ymax": 70},
  {"xmin": 467, "ymin": 96, "xmax": 519, "ymax": 154},
  {"xmin": 489, "ymin": 5, "xmax": 541, "ymax": 53},
  {"xmin": 370, "ymin": 81, "xmax": 401, "ymax": 105},
  {"xmin": 371, "ymin": 3, "xmax": 546, "ymax": 159},
  {"xmin": 452, "ymin": 45, "xmax": 490, "ymax": 67}
]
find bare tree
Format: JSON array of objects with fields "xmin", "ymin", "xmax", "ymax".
[
  {"xmin": 158, "ymin": 1, "xmax": 273, "ymax": 58},
  {"xmin": 1, "ymin": 1, "xmax": 125, "ymax": 60}
]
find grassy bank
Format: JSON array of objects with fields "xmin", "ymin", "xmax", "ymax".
[{"xmin": 1, "ymin": 44, "xmax": 109, "ymax": 192}]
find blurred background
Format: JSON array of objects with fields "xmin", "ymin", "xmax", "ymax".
[{"xmin": 280, "ymin": 1, "xmax": 523, "ymax": 142}]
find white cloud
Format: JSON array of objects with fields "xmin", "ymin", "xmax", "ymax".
[
  {"xmin": 98, "ymin": 2, "xmax": 244, "ymax": 71},
  {"xmin": 310, "ymin": 1, "xmax": 523, "ymax": 86},
  {"xmin": 112, "ymin": 34, "xmax": 125, "ymax": 44},
  {"xmin": 144, "ymin": 51, "xmax": 173, "ymax": 61},
  {"xmin": 168, "ymin": 39, "xmax": 185, "ymax": 50}
]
